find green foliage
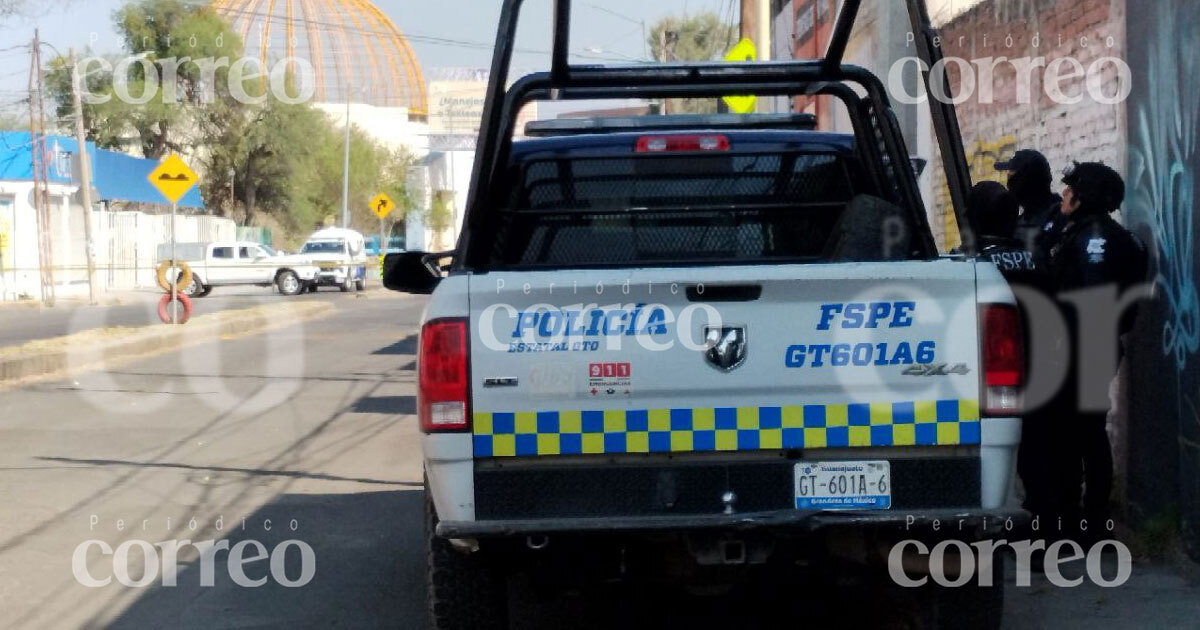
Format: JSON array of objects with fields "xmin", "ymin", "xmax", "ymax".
[
  {"xmin": 647, "ymin": 11, "xmax": 736, "ymax": 115},
  {"xmin": 428, "ymin": 190, "xmax": 455, "ymax": 234},
  {"xmin": 43, "ymin": 0, "xmax": 418, "ymax": 246},
  {"xmin": 46, "ymin": 0, "xmax": 245, "ymax": 158}
]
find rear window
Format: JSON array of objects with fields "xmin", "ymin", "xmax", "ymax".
[{"xmin": 484, "ymin": 151, "xmax": 870, "ymax": 268}]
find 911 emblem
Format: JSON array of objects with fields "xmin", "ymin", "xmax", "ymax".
[{"xmin": 902, "ymin": 363, "xmax": 971, "ymax": 377}]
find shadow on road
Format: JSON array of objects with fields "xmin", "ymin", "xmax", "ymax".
[
  {"xmin": 105, "ymin": 490, "xmax": 427, "ymax": 629},
  {"xmin": 373, "ymin": 335, "xmax": 418, "ymax": 356},
  {"xmin": 34, "ymin": 456, "xmax": 421, "ymax": 488}
]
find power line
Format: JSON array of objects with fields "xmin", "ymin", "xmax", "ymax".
[{"xmin": 178, "ymin": 1, "xmax": 632, "ymax": 63}]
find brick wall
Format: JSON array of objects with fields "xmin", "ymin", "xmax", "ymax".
[{"xmin": 929, "ymin": 0, "xmax": 1127, "ymax": 250}]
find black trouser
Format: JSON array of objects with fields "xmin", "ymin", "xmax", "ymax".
[
  {"xmin": 1017, "ymin": 413, "xmax": 1061, "ymax": 521},
  {"xmin": 1061, "ymin": 411, "xmax": 1113, "ymax": 533}
]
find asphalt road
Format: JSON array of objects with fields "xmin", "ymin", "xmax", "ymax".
[
  {"xmin": 0, "ymin": 291, "xmax": 1197, "ymax": 629},
  {"xmin": 0, "ymin": 285, "xmax": 361, "ymax": 350}
]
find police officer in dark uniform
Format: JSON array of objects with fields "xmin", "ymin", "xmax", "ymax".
[
  {"xmin": 967, "ymin": 181, "xmax": 1040, "ymax": 280},
  {"xmin": 1045, "ymin": 162, "xmax": 1148, "ymax": 535},
  {"xmin": 996, "ymin": 150, "xmax": 1063, "ymax": 255},
  {"xmin": 966, "ymin": 182, "xmax": 1059, "ymax": 523}
]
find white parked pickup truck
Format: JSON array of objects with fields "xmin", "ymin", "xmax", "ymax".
[{"xmin": 158, "ymin": 241, "xmax": 319, "ymax": 297}]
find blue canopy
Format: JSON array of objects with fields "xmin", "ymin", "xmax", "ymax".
[{"xmin": 0, "ymin": 131, "xmax": 206, "ymax": 209}]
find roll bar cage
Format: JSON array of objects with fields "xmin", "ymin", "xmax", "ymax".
[{"xmin": 455, "ymin": 0, "xmax": 975, "ymax": 269}]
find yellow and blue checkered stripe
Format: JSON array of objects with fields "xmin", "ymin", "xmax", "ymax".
[{"xmin": 472, "ymin": 400, "xmax": 980, "ymax": 458}]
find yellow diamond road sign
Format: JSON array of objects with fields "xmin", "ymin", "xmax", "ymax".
[
  {"xmin": 371, "ymin": 193, "xmax": 395, "ymax": 220},
  {"xmin": 147, "ymin": 154, "xmax": 198, "ymax": 205},
  {"xmin": 723, "ymin": 38, "xmax": 758, "ymax": 114}
]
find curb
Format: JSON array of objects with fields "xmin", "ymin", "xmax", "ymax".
[{"xmin": 0, "ymin": 301, "xmax": 336, "ymax": 386}]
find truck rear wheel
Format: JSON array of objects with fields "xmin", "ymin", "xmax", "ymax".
[
  {"xmin": 181, "ymin": 273, "xmax": 203, "ymax": 297},
  {"xmin": 426, "ymin": 495, "xmax": 507, "ymax": 630},
  {"xmin": 276, "ymin": 270, "xmax": 303, "ymax": 296}
]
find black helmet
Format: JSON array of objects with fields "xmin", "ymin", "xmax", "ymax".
[{"xmin": 1062, "ymin": 162, "xmax": 1125, "ymax": 214}]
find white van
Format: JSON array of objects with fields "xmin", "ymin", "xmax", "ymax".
[{"xmin": 300, "ymin": 228, "xmax": 369, "ymax": 292}]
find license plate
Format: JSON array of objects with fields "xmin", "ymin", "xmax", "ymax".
[{"xmin": 794, "ymin": 460, "xmax": 891, "ymax": 510}]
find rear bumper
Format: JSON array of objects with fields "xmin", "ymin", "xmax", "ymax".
[
  {"xmin": 424, "ymin": 417, "xmax": 1023, "ymax": 539},
  {"xmin": 437, "ymin": 507, "xmax": 1028, "ymax": 538}
]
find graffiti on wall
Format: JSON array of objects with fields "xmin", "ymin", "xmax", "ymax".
[
  {"xmin": 1128, "ymin": 0, "xmax": 1200, "ymax": 371},
  {"xmin": 934, "ymin": 135, "xmax": 1018, "ymax": 250}
]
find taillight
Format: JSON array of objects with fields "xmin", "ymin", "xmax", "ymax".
[
  {"xmin": 636, "ymin": 134, "xmax": 729, "ymax": 152},
  {"xmin": 980, "ymin": 304, "xmax": 1024, "ymax": 416},
  {"xmin": 418, "ymin": 318, "xmax": 470, "ymax": 432}
]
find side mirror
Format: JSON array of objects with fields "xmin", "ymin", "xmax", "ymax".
[{"xmin": 383, "ymin": 251, "xmax": 443, "ymax": 294}]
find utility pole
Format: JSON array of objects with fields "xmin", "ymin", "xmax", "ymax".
[
  {"xmin": 69, "ymin": 49, "xmax": 98, "ymax": 305},
  {"xmin": 740, "ymin": 0, "xmax": 757, "ymax": 43},
  {"xmin": 757, "ymin": 0, "xmax": 771, "ymax": 63},
  {"xmin": 657, "ymin": 30, "xmax": 678, "ymax": 114},
  {"xmin": 28, "ymin": 30, "xmax": 54, "ymax": 307},
  {"xmin": 740, "ymin": 0, "xmax": 771, "ymax": 112},
  {"xmin": 341, "ymin": 91, "xmax": 351, "ymax": 229}
]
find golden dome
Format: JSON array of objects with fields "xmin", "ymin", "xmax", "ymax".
[{"xmin": 211, "ymin": 0, "xmax": 427, "ymax": 114}]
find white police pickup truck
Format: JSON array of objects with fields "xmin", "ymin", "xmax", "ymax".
[{"xmin": 384, "ymin": 2, "xmax": 1025, "ymax": 628}]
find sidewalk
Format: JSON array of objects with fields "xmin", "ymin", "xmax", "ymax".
[{"xmin": 0, "ymin": 287, "xmax": 342, "ymax": 351}]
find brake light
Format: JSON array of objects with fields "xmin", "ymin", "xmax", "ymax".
[
  {"xmin": 418, "ymin": 318, "xmax": 470, "ymax": 432},
  {"xmin": 636, "ymin": 134, "xmax": 729, "ymax": 152},
  {"xmin": 981, "ymin": 305, "xmax": 1024, "ymax": 416}
]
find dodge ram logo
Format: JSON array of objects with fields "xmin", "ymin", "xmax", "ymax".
[{"xmin": 704, "ymin": 326, "xmax": 748, "ymax": 372}]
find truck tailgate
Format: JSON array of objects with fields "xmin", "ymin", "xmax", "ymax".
[{"xmin": 469, "ymin": 260, "xmax": 980, "ymax": 459}]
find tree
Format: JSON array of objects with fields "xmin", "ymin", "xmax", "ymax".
[
  {"xmin": 647, "ymin": 12, "xmax": 736, "ymax": 114},
  {"xmin": 45, "ymin": 0, "xmax": 245, "ymax": 158},
  {"xmin": 41, "ymin": 0, "xmax": 418, "ymax": 248}
]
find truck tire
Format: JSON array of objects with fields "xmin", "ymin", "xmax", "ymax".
[
  {"xmin": 355, "ymin": 278, "xmax": 366, "ymax": 291},
  {"xmin": 426, "ymin": 495, "xmax": 507, "ymax": 630},
  {"xmin": 276, "ymin": 270, "xmax": 303, "ymax": 296},
  {"xmin": 340, "ymin": 275, "xmax": 354, "ymax": 293}
]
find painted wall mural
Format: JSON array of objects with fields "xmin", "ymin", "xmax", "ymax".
[
  {"xmin": 1125, "ymin": 0, "xmax": 1200, "ymax": 561},
  {"xmin": 1128, "ymin": 0, "xmax": 1200, "ymax": 371}
]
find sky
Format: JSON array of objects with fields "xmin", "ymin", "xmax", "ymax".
[
  {"xmin": 0, "ymin": 0, "xmax": 980, "ymax": 116},
  {"xmin": 0, "ymin": 0, "xmax": 723, "ymax": 89}
]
